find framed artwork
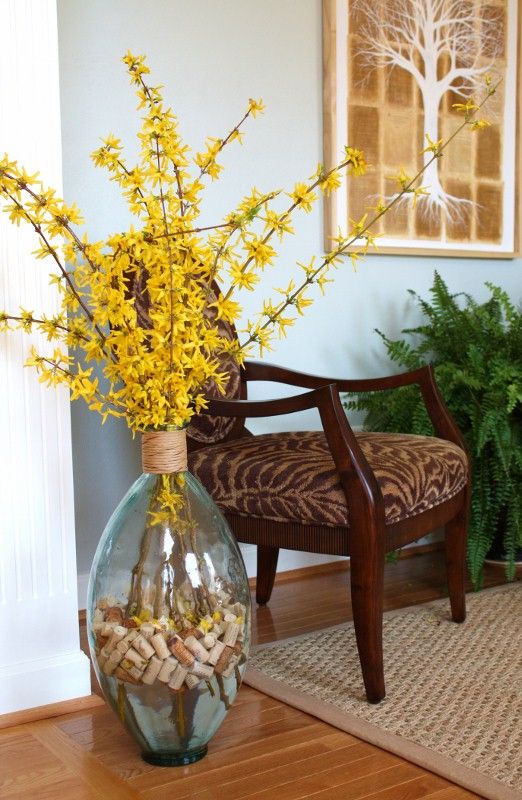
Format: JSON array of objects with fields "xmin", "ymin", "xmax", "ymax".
[{"xmin": 323, "ymin": 0, "xmax": 521, "ymax": 257}]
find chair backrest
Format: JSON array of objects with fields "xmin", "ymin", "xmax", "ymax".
[
  {"xmin": 187, "ymin": 291, "xmax": 245, "ymax": 448},
  {"xmin": 128, "ymin": 271, "xmax": 245, "ymax": 447}
]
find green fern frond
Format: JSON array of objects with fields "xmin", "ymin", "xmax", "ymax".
[{"xmin": 344, "ymin": 273, "xmax": 522, "ymax": 588}]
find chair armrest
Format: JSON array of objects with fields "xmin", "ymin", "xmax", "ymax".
[
  {"xmin": 206, "ymin": 384, "xmax": 340, "ymax": 418},
  {"xmin": 245, "ymin": 360, "xmax": 428, "ymax": 392},
  {"xmin": 206, "ymin": 384, "xmax": 385, "ymax": 534},
  {"xmin": 243, "ymin": 361, "xmax": 465, "ymax": 453}
]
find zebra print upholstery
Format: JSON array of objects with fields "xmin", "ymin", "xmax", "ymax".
[{"xmin": 188, "ymin": 430, "xmax": 468, "ymax": 528}]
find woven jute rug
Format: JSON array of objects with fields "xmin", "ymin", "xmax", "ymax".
[{"xmin": 246, "ymin": 582, "xmax": 522, "ymax": 800}]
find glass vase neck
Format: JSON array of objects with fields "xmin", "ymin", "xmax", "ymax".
[{"xmin": 141, "ymin": 429, "xmax": 188, "ymax": 474}]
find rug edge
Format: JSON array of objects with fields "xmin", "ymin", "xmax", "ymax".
[
  {"xmin": 252, "ymin": 581, "xmax": 521, "ymax": 654},
  {"xmin": 244, "ymin": 667, "xmax": 519, "ymax": 800}
]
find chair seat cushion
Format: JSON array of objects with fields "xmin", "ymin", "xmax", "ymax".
[{"xmin": 188, "ymin": 431, "xmax": 468, "ymax": 528}]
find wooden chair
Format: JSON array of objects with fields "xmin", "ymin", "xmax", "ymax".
[
  {"xmin": 129, "ymin": 270, "xmax": 469, "ymax": 703},
  {"xmin": 187, "ymin": 360, "xmax": 470, "ymax": 703}
]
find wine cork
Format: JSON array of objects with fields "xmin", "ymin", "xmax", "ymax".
[
  {"xmin": 202, "ymin": 633, "xmax": 217, "ymax": 650},
  {"xmin": 127, "ymin": 664, "xmax": 145, "ymax": 681},
  {"xmin": 141, "ymin": 656, "xmax": 163, "ymax": 685},
  {"xmin": 223, "ymin": 622, "xmax": 240, "ymax": 647},
  {"xmin": 151, "ymin": 632, "xmax": 170, "ymax": 660},
  {"xmin": 207, "ymin": 640, "xmax": 226, "ymax": 666},
  {"xmin": 189, "ymin": 661, "xmax": 214, "ymax": 680},
  {"xmin": 185, "ymin": 673, "xmax": 200, "ymax": 690},
  {"xmin": 113, "ymin": 666, "xmax": 140, "ymax": 685},
  {"xmin": 168, "ymin": 664, "xmax": 189, "ymax": 691},
  {"xmin": 168, "ymin": 637, "xmax": 195, "ymax": 667},
  {"xmin": 221, "ymin": 656, "xmax": 239, "ymax": 679},
  {"xmin": 157, "ymin": 656, "xmax": 178, "ymax": 683},
  {"xmin": 140, "ymin": 623, "xmax": 155, "ymax": 640},
  {"xmin": 105, "ymin": 607, "xmax": 124, "ymax": 625},
  {"xmin": 214, "ymin": 646, "xmax": 234, "ymax": 675},
  {"xmin": 97, "ymin": 646, "xmax": 110, "ymax": 669},
  {"xmin": 106, "ymin": 626, "xmax": 128, "ymax": 654},
  {"xmin": 184, "ymin": 635, "xmax": 210, "ymax": 663},
  {"xmin": 133, "ymin": 634, "xmax": 155, "ymax": 660},
  {"xmin": 115, "ymin": 629, "xmax": 139, "ymax": 656},
  {"xmin": 124, "ymin": 648, "xmax": 148, "ymax": 670}
]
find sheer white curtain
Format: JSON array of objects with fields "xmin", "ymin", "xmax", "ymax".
[{"xmin": 0, "ymin": 0, "xmax": 90, "ymax": 713}]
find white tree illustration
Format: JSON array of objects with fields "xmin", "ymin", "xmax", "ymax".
[{"xmin": 353, "ymin": 0, "xmax": 502, "ymax": 220}]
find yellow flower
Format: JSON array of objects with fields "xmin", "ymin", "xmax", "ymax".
[
  {"xmin": 244, "ymin": 236, "xmax": 276, "ymax": 267},
  {"xmin": 262, "ymin": 210, "xmax": 294, "ymax": 239},
  {"xmin": 229, "ymin": 263, "xmax": 260, "ymax": 291},
  {"xmin": 452, "ymin": 99, "xmax": 479, "ymax": 121},
  {"xmin": 248, "ymin": 98, "xmax": 265, "ymax": 117},
  {"xmin": 422, "ymin": 133, "xmax": 443, "ymax": 156},
  {"xmin": 289, "ymin": 182, "xmax": 317, "ymax": 213},
  {"xmin": 348, "ymin": 213, "xmax": 369, "ymax": 238},
  {"xmin": 210, "ymin": 295, "xmax": 242, "ymax": 325},
  {"xmin": 344, "ymin": 147, "xmax": 367, "ymax": 176},
  {"xmin": 469, "ymin": 119, "xmax": 491, "ymax": 131},
  {"xmin": 317, "ymin": 166, "xmax": 342, "ymax": 195},
  {"xmin": 389, "ymin": 167, "xmax": 412, "ymax": 191},
  {"xmin": 367, "ymin": 198, "xmax": 388, "ymax": 215}
]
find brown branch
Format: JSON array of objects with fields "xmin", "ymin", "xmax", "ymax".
[
  {"xmin": 3, "ymin": 314, "xmax": 78, "ymax": 338},
  {"xmin": 135, "ymin": 74, "xmax": 186, "ymax": 215},
  {"xmin": 223, "ymin": 158, "xmax": 353, "ymax": 303},
  {"xmin": 195, "ymin": 107, "xmax": 251, "ymax": 183},
  {"xmin": 151, "ymin": 220, "xmax": 235, "ymax": 239},
  {"xmin": 1, "ymin": 188, "xmax": 114, "ymax": 358},
  {"xmin": 239, "ymin": 84, "xmax": 498, "ymax": 351},
  {"xmin": 37, "ymin": 355, "xmax": 124, "ymax": 411},
  {"xmin": 4, "ymin": 174, "xmax": 102, "ymax": 277}
]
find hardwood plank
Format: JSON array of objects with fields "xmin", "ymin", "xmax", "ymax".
[
  {"xmin": 208, "ymin": 713, "xmax": 327, "ymax": 754},
  {"xmin": 130, "ymin": 724, "xmax": 342, "ymax": 792},
  {"xmin": 420, "ymin": 789, "xmax": 479, "ymax": 800},
  {"xmin": 222, "ymin": 762, "xmax": 423, "ymax": 800},
  {"xmin": 138, "ymin": 735, "xmax": 360, "ymax": 799},
  {"xmin": 0, "ymin": 730, "xmax": 102, "ymax": 800},
  {"xmin": 30, "ymin": 721, "xmax": 141, "ymax": 800},
  {"xmin": 165, "ymin": 743, "xmax": 395, "ymax": 800},
  {"xmin": 362, "ymin": 774, "xmax": 450, "ymax": 800}
]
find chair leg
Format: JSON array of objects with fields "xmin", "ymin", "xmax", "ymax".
[
  {"xmin": 256, "ymin": 545, "xmax": 279, "ymax": 605},
  {"xmin": 445, "ymin": 503, "xmax": 468, "ymax": 623},
  {"xmin": 350, "ymin": 553, "xmax": 385, "ymax": 703}
]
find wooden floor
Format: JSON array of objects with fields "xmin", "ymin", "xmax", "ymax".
[{"xmin": 0, "ymin": 550, "xmax": 513, "ymax": 800}]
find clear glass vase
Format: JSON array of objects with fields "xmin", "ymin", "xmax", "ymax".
[{"xmin": 87, "ymin": 469, "xmax": 251, "ymax": 766}]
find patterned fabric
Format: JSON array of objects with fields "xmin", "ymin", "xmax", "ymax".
[{"xmin": 188, "ymin": 431, "xmax": 468, "ymax": 527}]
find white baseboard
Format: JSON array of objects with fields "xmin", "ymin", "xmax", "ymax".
[
  {"xmin": 239, "ymin": 545, "xmax": 347, "ymax": 579},
  {"xmin": 0, "ymin": 651, "xmax": 91, "ymax": 715},
  {"xmin": 77, "ymin": 535, "xmax": 442, "ymax": 610},
  {"xmin": 76, "ymin": 547, "xmax": 347, "ymax": 610}
]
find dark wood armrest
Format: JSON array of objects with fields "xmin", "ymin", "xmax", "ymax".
[
  {"xmin": 206, "ymin": 384, "xmax": 339, "ymax": 419},
  {"xmin": 243, "ymin": 361, "xmax": 465, "ymax": 453},
  {"xmin": 245, "ymin": 360, "xmax": 426, "ymax": 392},
  {"xmin": 206, "ymin": 384, "xmax": 385, "ymax": 533}
]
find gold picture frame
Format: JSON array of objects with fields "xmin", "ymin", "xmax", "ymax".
[{"xmin": 323, "ymin": 0, "xmax": 521, "ymax": 258}]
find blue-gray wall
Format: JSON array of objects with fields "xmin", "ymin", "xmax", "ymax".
[{"xmin": 57, "ymin": 0, "xmax": 521, "ymax": 576}]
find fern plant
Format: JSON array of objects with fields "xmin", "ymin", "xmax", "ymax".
[{"xmin": 345, "ymin": 272, "xmax": 522, "ymax": 588}]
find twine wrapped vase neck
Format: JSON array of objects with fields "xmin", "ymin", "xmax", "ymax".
[{"xmin": 141, "ymin": 429, "xmax": 188, "ymax": 474}]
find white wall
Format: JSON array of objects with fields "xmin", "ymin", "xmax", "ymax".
[
  {"xmin": 0, "ymin": 0, "xmax": 90, "ymax": 712},
  {"xmin": 57, "ymin": 0, "xmax": 522, "ymax": 588}
]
